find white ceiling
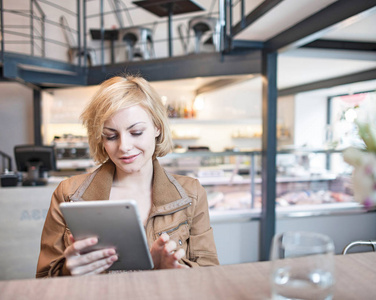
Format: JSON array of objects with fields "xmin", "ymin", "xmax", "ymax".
[
  {"xmin": 152, "ymin": 0, "xmax": 376, "ymax": 93},
  {"xmin": 234, "ymin": 0, "xmax": 376, "ymax": 89},
  {"xmin": 233, "ymin": 0, "xmax": 338, "ymax": 41}
]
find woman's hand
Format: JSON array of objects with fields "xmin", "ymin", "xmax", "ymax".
[
  {"xmin": 150, "ymin": 233, "xmax": 189, "ymax": 270},
  {"xmin": 64, "ymin": 234, "xmax": 118, "ymax": 276}
]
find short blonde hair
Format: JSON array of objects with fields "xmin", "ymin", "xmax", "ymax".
[{"xmin": 81, "ymin": 75, "xmax": 173, "ymax": 164}]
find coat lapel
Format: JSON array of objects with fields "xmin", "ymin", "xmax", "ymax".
[
  {"xmin": 151, "ymin": 159, "xmax": 192, "ymax": 216},
  {"xmin": 81, "ymin": 160, "xmax": 115, "ymax": 201}
]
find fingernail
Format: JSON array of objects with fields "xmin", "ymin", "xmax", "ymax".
[
  {"xmin": 90, "ymin": 237, "xmax": 98, "ymax": 245},
  {"xmin": 175, "ymin": 249, "xmax": 185, "ymax": 260},
  {"xmin": 161, "ymin": 233, "xmax": 169, "ymax": 242}
]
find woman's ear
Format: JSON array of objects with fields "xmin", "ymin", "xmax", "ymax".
[{"xmin": 155, "ymin": 127, "xmax": 161, "ymax": 138}]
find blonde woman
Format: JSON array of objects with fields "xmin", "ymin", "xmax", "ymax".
[{"xmin": 36, "ymin": 75, "xmax": 219, "ymax": 277}]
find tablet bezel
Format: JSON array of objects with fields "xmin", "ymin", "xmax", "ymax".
[{"xmin": 59, "ymin": 199, "xmax": 154, "ymax": 271}]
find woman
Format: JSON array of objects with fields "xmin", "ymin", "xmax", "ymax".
[{"xmin": 36, "ymin": 75, "xmax": 219, "ymax": 277}]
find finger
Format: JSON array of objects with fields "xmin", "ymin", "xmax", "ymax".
[
  {"xmin": 85, "ymin": 259, "xmax": 117, "ymax": 276},
  {"xmin": 164, "ymin": 240, "xmax": 177, "ymax": 254},
  {"xmin": 69, "ymin": 234, "xmax": 75, "ymax": 243},
  {"xmin": 156, "ymin": 233, "xmax": 170, "ymax": 247},
  {"xmin": 66, "ymin": 248, "xmax": 116, "ymax": 270},
  {"xmin": 173, "ymin": 248, "xmax": 185, "ymax": 261},
  {"xmin": 176, "ymin": 263, "xmax": 190, "ymax": 269},
  {"xmin": 71, "ymin": 254, "xmax": 118, "ymax": 276},
  {"xmin": 68, "ymin": 237, "xmax": 98, "ymax": 256}
]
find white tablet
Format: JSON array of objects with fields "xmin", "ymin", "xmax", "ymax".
[{"xmin": 59, "ymin": 200, "xmax": 154, "ymax": 271}]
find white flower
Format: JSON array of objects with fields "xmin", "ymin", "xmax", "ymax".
[{"xmin": 343, "ymin": 147, "xmax": 365, "ymax": 167}]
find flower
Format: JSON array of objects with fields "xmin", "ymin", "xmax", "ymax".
[
  {"xmin": 343, "ymin": 93, "xmax": 376, "ymax": 207},
  {"xmin": 343, "ymin": 148, "xmax": 376, "ymax": 208},
  {"xmin": 357, "ymin": 121, "xmax": 376, "ymax": 153}
]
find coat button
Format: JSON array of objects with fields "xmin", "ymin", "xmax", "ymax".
[{"xmin": 178, "ymin": 239, "xmax": 182, "ymax": 245}]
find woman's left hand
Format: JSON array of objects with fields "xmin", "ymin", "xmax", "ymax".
[{"xmin": 150, "ymin": 233, "xmax": 189, "ymax": 270}]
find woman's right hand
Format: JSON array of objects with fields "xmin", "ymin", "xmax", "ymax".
[{"xmin": 64, "ymin": 234, "xmax": 118, "ymax": 276}]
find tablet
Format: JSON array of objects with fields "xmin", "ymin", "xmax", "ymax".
[{"xmin": 59, "ymin": 200, "xmax": 154, "ymax": 271}]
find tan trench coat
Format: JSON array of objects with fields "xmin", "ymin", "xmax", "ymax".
[{"xmin": 36, "ymin": 159, "xmax": 219, "ymax": 277}]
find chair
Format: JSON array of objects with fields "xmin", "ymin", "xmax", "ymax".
[
  {"xmin": 188, "ymin": 16, "xmax": 222, "ymax": 53},
  {"xmin": 117, "ymin": 26, "xmax": 155, "ymax": 61},
  {"xmin": 59, "ymin": 16, "xmax": 97, "ymax": 66},
  {"xmin": 108, "ymin": 0, "xmax": 155, "ymax": 61},
  {"xmin": 342, "ymin": 240, "xmax": 376, "ymax": 254}
]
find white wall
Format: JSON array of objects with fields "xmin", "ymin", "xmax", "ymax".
[
  {"xmin": 293, "ymin": 79, "xmax": 376, "ymax": 149},
  {"xmin": 294, "ymin": 92, "xmax": 327, "ymax": 148},
  {"xmin": 42, "ymin": 85, "xmax": 99, "ymax": 144},
  {"xmin": 0, "ymin": 82, "xmax": 34, "ymax": 171}
]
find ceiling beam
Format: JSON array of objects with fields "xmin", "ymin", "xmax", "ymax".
[
  {"xmin": 17, "ymin": 69, "xmax": 86, "ymax": 86},
  {"xmin": 232, "ymin": 40, "xmax": 264, "ymax": 50},
  {"xmin": 278, "ymin": 68, "xmax": 376, "ymax": 97},
  {"xmin": 195, "ymin": 77, "xmax": 250, "ymax": 95},
  {"xmin": 231, "ymin": 0, "xmax": 283, "ymax": 37},
  {"xmin": 302, "ymin": 39, "xmax": 376, "ymax": 52},
  {"xmin": 2, "ymin": 52, "xmax": 78, "ymax": 74},
  {"xmin": 87, "ymin": 51, "xmax": 262, "ymax": 85},
  {"xmin": 265, "ymin": 0, "xmax": 376, "ymax": 53}
]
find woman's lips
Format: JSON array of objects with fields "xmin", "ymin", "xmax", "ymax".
[{"xmin": 119, "ymin": 154, "xmax": 139, "ymax": 164}]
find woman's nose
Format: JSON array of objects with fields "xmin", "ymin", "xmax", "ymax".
[{"xmin": 118, "ymin": 134, "xmax": 133, "ymax": 152}]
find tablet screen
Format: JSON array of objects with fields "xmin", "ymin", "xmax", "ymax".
[{"xmin": 60, "ymin": 200, "xmax": 154, "ymax": 271}]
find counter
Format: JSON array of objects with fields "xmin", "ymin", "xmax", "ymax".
[{"xmin": 1, "ymin": 252, "xmax": 376, "ymax": 299}]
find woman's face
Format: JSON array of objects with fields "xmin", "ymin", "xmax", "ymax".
[{"xmin": 102, "ymin": 105, "xmax": 160, "ymax": 176}]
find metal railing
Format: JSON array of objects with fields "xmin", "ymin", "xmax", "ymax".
[
  {"xmin": 0, "ymin": 0, "xmax": 80, "ymax": 65},
  {"xmin": 30, "ymin": 0, "xmax": 45, "ymax": 56},
  {"xmin": 0, "ymin": 0, "xmax": 252, "ymax": 66}
]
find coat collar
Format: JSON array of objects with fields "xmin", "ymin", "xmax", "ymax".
[{"xmin": 79, "ymin": 159, "xmax": 188, "ymax": 208}]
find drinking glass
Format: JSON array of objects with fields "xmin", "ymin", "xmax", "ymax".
[{"xmin": 270, "ymin": 231, "xmax": 335, "ymax": 300}]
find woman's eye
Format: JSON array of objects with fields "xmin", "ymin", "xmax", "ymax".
[
  {"xmin": 103, "ymin": 134, "xmax": 118, "ymax": 141},
  {"xmin": 131, "ymin": 131, "xmax": 143, "ymax": 136}
]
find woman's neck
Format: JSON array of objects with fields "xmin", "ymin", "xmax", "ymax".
[{"xmin": 113, "ymin": 161, "xmax": 154, "ymax": 190}]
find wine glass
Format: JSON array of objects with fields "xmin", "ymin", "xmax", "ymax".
[{"xmin": 270, "ymin": 231, "xmax": 335, "ymax": 300}]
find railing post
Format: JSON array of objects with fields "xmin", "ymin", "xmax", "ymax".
[
  {"xmin": 30, "ymin": 0, "xmax": 34, "ymax": 56},
  {"xmin": 41, "ymin": 14, "xmax": 45, "ymax": 57},
  {"xmin": 219, "ymin": 0, "xmax": 225, "ymax": 52},
  {"xmin": 0, "ymin": 0, "xmax": 4, "ymax": 62},
  {"xmin": 240, "ymin": 0, "xmax": 245, "ymax": 29},
  {"xmin": 260, "ymin": 50, "xmax": 277, "ymax": 261},
  {"xmin": 33, "ymin": 89, "xmax": 43, "ymax": 146},
  {"xmin": 227, "ymin": 0, "xmax": 233, "ymax": 52},
  {"xmin": 100, "ymin": 0, "xmax": 104, "ymax": 67},
  {"xmin": 219, "ymin": 0, "xmax": 232, "ymax": 53},
  {"xmin": 77, "ymin": 0, "xmax": 82, "ymax": 67}
]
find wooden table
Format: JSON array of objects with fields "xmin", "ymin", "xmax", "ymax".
[
  {"xmin": 90, "ymin": 29, "xmax": 119, "ymax": 64},
  {"xmin": 1, "ymin": 252, "xmax": 376, "ymax": 299}
]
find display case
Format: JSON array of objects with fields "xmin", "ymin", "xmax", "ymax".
[{"xmin": 158, "ymin": 148, "xmax": 357, "ymax": 214}]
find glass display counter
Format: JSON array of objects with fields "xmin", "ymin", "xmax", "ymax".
[{"xmin": 158, "ymin": 148, "xmax": 357, "ymax": 213}]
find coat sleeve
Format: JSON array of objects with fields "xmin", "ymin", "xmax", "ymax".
[
  {"xmin": 36, "ymin": 181, "xmax": 72, "ymax": 278},
  {"xmin": 183, "ymin": 179, "xmax": 219, "ymax": 267}
]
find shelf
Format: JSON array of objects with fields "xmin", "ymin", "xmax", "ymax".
[
  {"xmin": 172, "ymin": 137, "xmax": 199, "ymax": 140},
  {"xmin": 163, "ymin": 148, "xmax": 343, "ymax": 159},
  {"xmin": 168, "ymin": 118, "xmax": 261, "ymax": 125},
  {"xmin": 56, "ymin": 159, "xmax": 95, "ymax": 170},
  {"xmin": 231, "ymin": 136, "xmax": 261, "ymax": 139},
  {"xmin": 209, "ymin": 202, "xmax": 366, "ymax": 223},
  {"xmin": 194, "ymin": 173, "xmax": 339, "ymax": 186}
]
